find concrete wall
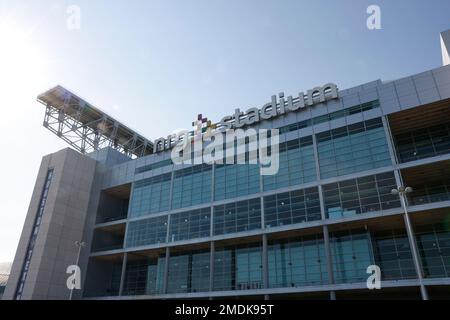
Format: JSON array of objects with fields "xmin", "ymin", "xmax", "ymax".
[{"xmin": 3, "ymin": 148, "xmax": 97, "ymax": 300}]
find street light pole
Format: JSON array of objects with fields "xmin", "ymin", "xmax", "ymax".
[
  {"xmin": 69, "ymin": 240, "xmax": 86, "ymax": 300},
  {"xmin": 391, "ymin": 186, "xmax": 429, "ymax": 300}
]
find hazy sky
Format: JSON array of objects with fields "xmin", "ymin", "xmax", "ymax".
[{"xmin": 0, "ymin": 0, "xmax": 449, "ymax": 262}]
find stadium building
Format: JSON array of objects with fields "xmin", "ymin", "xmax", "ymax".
[{"xmin": 3, "ymin": 29, "xmax": 450, "ymax": 300}]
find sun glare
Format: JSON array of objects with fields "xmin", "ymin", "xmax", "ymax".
[{"xmin": 0, "ymin": 19, "xmax": 46, "ymax": 109}]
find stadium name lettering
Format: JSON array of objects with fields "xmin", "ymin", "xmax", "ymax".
[
  {"xmin": 153, "ymin": 83, "xmax": 338, "ymax": 153},
  {"xmin": 218, "ymin": 82, "xmax": 338, "ymax": 130}
]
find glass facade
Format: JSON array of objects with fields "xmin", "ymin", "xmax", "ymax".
[
  {"xmin": 263, "ymin": 136, "xmax": 316, "ymax": 191},
  {"xmin": 317, "ymin": 118, "xmax": 391, "ymax": 179},
  {"xmin": 372, "ymin": 230, "xmax": 416, "ymax": 280},
  {"xmin": 416, "ymin": 224, "xmax": 450, "ymax": 278},
  {"xmin": 129, "ymin": 173, "xmax": 171, "ymax": 218},
  {"xmin": 167, "ymin": 250, "xmax": 210, "ymax": 294},
  {"xmin": 135, "ymin": 159, "xmax": 173, "ymax": 174},
  {"xmin": 87, "ymin": 92, "xmax": 450, "ymax": 300},
  {"xmin": 213, "ymin": 243, "xmax": 263, "ymax": 291},
  {"xmin": 120, "ymin": 224, "xmax": 450, "ymax": 296},
  {"xmin": 126, "ymin": 215, "xmax": 168, "ymax": 248},
  {"xmin": 323, "ymin": 172, "xmax": 401, "ymax": 219},
  {"xmin": 330, "ymin": 231, "xmax": 374, "ymax": 284},
  {"xmin": 168, "ymin": 207, "xmax": 211, "ymax": 242},
  {"xmin": 278, "ymin": 100, "xmax": 380, "ymax": 134},
  {"xmin": 268, "ymin": 236, "xmax": 328, "ymax": 288},
  {"xmin": 83, "ymin": 259, "xmax": 123, "ymax": 297},
  {"xmin": 214, "ymin": 163, "xmax": 260, "ymax": 201},
  {"xmin": 171, "ymin": 164, "xmax": 212, "ymax": 210},
  {"xmin": 408, "ymin": 179, "xmax": 450, "ymax": 206},
  {"xmin": 264, "ymin": 187, "xmax": 321, "ymax": 228},
  {"xmin": 107, "ymin": 263, "xmax": 122, "ymax": 296},
  {"xmin": 394, "ymin": 123, "xmax": 450, "ymax": 163},
  {"xmin": 123, "ymin": 257, "xmax": 165, "ymax": 296},
  {"xmin": 213, "ymin": 198, "xmax": 261, "ymax": 236},
  {"xmin": 126, "ymin": 119, "xmax": 395, "ymax": 225}
]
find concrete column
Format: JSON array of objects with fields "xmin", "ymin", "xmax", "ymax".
[
  {"xmin": 209, "ymin": 163, "xmax": 215, "ymax": 299},
  {"xmin": 259, "ymin": 152, "xmax": 265, "ymax": 229},
  {"xmin": 381, "ymin": 115, "xmax": 399, "ymax": 166},
  {"xmin": 400, "ymin": 195, "xmax": 429, "ymax": 300},
  {"xmin": 313, "ymin": 133, "xmax": 336, "ymax": 300},
  {"xmin": 166, "ymin": 171, "xmax": 175, "ymax": 243},
  {"xmin": 329, "ymin": 290, "xmax": 336, "ymax": 300},
  {"xmin": 262, "ymin": 234, "xmax": 269, "ymax": 290},
  {"xmin": 209, "ymin": 241, "xmax": 215, "ymax": 292},
  {"xmin": 163, "ymin": 247, "xmax": 170, "ymax": 294},
  {"xmin": 165, "ymin": 215, "xmax": 172, "ymax": 243},
  {"xmin": 168, "ymin": 170, "xmax": 175, "ymax": 211},
  {"xmin": 118, "ymin": 252, "xmax": 128, "ymax": 296},
  {"xmin": 323, "ymin": 224, "xmax": 336, "ymax": 300},
  {"xmin": 210, "ymin": 164, "xmax": 215, "ymax": 237}
]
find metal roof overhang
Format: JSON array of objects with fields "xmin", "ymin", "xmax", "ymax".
[{"xmin": 37, "ymin": 85, "xmax": 153, "ymax": 158}]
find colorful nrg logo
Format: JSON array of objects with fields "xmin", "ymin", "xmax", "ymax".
[{"xmin": 192, "ymin": 114, "xmax": 216, "ymax": 135}]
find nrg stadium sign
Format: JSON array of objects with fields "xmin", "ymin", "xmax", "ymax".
[{"xmin": 153, "ymin": 83, "xmax": 339, "ymax": 153}]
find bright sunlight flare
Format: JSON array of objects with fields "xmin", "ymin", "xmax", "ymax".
[{"xmin": 0, "ymin": 18, "xmax": 47, "ymax": 111}]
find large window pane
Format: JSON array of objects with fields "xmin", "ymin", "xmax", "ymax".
[
  {"xmin": 268, "ymin": 236, "xmax": 328, "ymax": 288},
  {"xmin": 317, "ymin": 118, "xmax": 391, "ymax": 179},
  {"xmin": 213, "ymin": 198, "xmax": 261, "ymax": 236},
  {"xmin": 172, "ymin": 164, "xmax": 212, "ymax": 210},
  {"xmin": 264, "ymin": 187, "xmax": 321, "ymax": 228},
  {"xmin": 331, "ymin": 231, "xmax": 374, "ymax": 284},
  {"xmin": 126, "ymin": 215, "xmax": 168, "ymax": 248},
  {"xmin": 167, "ymin": 250, "xmax": 210, "ymax": 294},
  {"xmin": 323, "ymin": 172, "xmax": 401, "ymax": 219},
  {"xmin": 213, "ymin": 243, "xmax": 262, "ymax": 291},
  {"xmin": 129, "ymin": 173, "xmax": 171, "ymax": 218},
  {"xmin": 263, "ymin": 136, "xmax": 316, "ymax": 191},
  {"xmin": 169, "ymin": 207, "xmax": 211, "ymax": 242}
]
